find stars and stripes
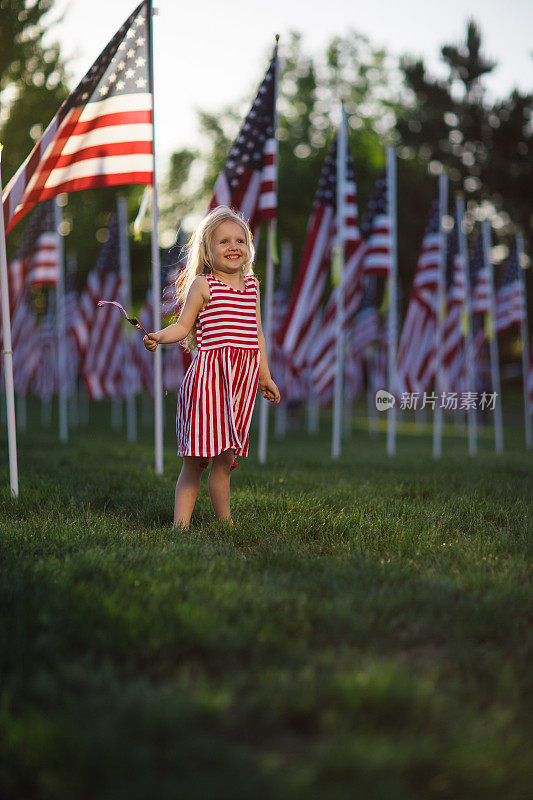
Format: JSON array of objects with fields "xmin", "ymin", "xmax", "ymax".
[
  {"xmin": 308, "ymin": 169, "xmax": 392, "ymax": 400},
  {"xmin": 495, "ymin": 242, "xmax": 526, "ymax": 334},
  {"xmin": 396, "ymin": 194, "xmax": 441, "ymax": 395},
  {"xmin": 349, "ymin": 279, "xmax": 381, "ymax": 355},
  {"xmin": 209, "ymin": 44, "xmax": 277, "ymax": 235},
  {"xmin": 9, "ymin": 200, "xmax": 59, "ymax": 294},
  {"xmin": 469, "ymin": 234, "xmax": 492, "ymax": 360},
  {"xmin": 278, "ymin": 141, "xmax": 339, "ymax": 374},
  {"xmin": 280, "ymin": 137, "xmax": 364, "ymax": 394},
  {"xmin": 3, "ymin": 0, "xmax": 152, "ymax": 233},
  {"xmin": 81, "ymin": 216, "xmax": 125, "ymax": 400},
  {"xmin": 360, "ymin": 172, "xmax": 391, "ymax": 279}
]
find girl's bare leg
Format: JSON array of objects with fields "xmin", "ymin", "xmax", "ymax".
[
  {"xmin": 173, "ymin": 456, "xmax": 209, "ymax": 530},
  {"xmin": 208, "ymin": 448, "xmax": 235, "ymax": 524}
]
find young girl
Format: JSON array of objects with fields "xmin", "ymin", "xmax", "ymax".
[{"xmin": 143, "ymin": 206, "xmax": 280, "ymax": 530}]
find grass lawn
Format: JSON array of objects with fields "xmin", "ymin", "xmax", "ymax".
[{"xmin": 1, "ymin": 396, "xmax": 532, "ymax": 799}]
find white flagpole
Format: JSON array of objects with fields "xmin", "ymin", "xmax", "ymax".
[
  {"xmin": 332, "ymin": 104, "xmax": 347, "ymax": 460},
  {"xmin": 148, "ymin": 1, "xmax": 163, "ymax": 474},
  {"xmin": 386, "ymin": 146, "xmax": 398, "ymax": 456},
  {"xmin": 117, "ymin": 194, "xmax": 137, "ymax": 442},
  {"xmin": 54, "ymin": 196, "xmax": 68, "ymax": 443},
  {"xmin": 482, "ymin": 218, "xmax": 503, "ymax": 453},
  {"xmin": 0, "ymin": 146, "xmax": 19, "ymax": 497},
  {"xmin": 516, "ymin": 232, "xmax": 532, "ymax": 449},
  {"xmin": 258, "ymin": 36, "xmax": 279, "ymax": 465},
  {"xmin": 456, "ymin": 194, "xmax": 477, "ymax": 454},
  {"xmin": 433, "ymin": 174, "xmax": 448, "ymax": 458}
]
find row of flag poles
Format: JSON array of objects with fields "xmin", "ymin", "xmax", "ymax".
[{"xmin": 1, "ymin": 1, "xmax": 533, "ymax": 500}]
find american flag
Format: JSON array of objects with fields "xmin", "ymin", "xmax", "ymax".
[
  {"xmin": 3, "ymin": 0, "xmax": 152, "ymax": 233},
  {"xmin": 470, "ymin": 234, "xmax": 491, "ymax": 315},
  {"xmin": 72, "ymin": 216, "xmax": 120, "ymax": 358},
  {"xmin": 495, "ymin": 242, "xmax": 526, "ymax": 334},
  {"xmin": 309, "ymin": 170, "xmax": 392, "ymax": 400},
  {"xmin": 396, "ymin": 195, "xmax": 440, "ymax": 395},
  {"xmin": 359, "ymin": 172, "xmax": 391, "ymax": 279},
  {"xmin": 81, "ymin": 216, "xmax": 125, "ymax": 400},
  {"xmin": 209, "ymin": 44, "xmax": 277, "ymax": 235},
  {"xmin": 9, "ymin": 200, "xmax": 59, "ymax": 295},
  {"xmin": 442, "ymin": 216, "xmax": 466, "ymax": 393},
  {"xmin": 280, "ymin": 139, "xmax": 363, "ymax": 384},
  {"xmin": 32, "ymin": 313, "xmax": 58, "ymax": 402},
  {"xmin": 11, "ymin": 298, "xmax": 40, "ymax": 396},
  {"xmin": 350, "ymin": 279, "xmax": 381, "ymax": 355},
  {"xmin": 132, "ymin": 238, "xmax": 191, "ymax": 396}
]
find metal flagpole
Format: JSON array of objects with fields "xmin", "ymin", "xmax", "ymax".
[
  {"xmin": 386, "ymin": 146, "xmax": 398, "ymax": 456},
  {"xmin": 258, "ymin": 36, "xmax": 279, "ymax": 465},
  {"xmin": 332, "ymin": 104, "xmax": 347, "ymax": 460},
  {"xmin": 54, "ymin": 196, "xmax": 68, "ymax": 443},
  {"xmin": 456, "ymin": 194, "xmax": 477, "ymax": 454},
  {"xmin": 117, "ymin": 194, "xmax": 137, "ymax": 442},
  {"xmin": 148, "ymin": 0, "xmax": 163, "ymax": 474},
  {"xmin": 482, "ymin": 218, "xmax": 503, "ymax": 453},
  {"xmin": 0, "ymin": 145, "xmax": 19, "ymax": 497},
  {"xmin": 433, "ymin": 174, "xmax": 448, "ymax": 458},
  {"xmin": 516, "ymin": 232, "xmax": 532, "ymax": 449}
]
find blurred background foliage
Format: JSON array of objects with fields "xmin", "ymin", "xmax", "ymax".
[{"xmin": 1, "ymin": 2, "xmax": 531, "ymax": 317}]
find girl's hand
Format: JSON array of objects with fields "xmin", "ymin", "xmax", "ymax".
[
  {"xmin": 143, "ymin": 332, "xmax": 159, "ymax": 352},
  {"xmin": 260, "ymin": 376, "xmax": 280, "ymax": 404}
]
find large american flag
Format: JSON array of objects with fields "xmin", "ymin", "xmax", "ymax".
[
  {"xmin": 396, "ymin": 195, "xmax": 440, "ymax": 395},
  {"xmin": 495, "ymin": 242, "xmax": 526, "ymax": 334},
  {"xmin": 2, "ymin": 0, "xmax": 152, "ymax": 233},
  {"xmin": 209, "ymin": 44, "xmax": 277, "ymax": 235}
]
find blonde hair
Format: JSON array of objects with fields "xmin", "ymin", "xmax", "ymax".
[{"xmin": 175, "ymin": 206, "xmax": 255, "ymax": 351}]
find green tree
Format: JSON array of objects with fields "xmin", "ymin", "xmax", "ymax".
[
  {"xmin": 163, "ymin": 31, "xmax": 427, "ymax": 301},
  {"xmin": 396, "ymin": 20, "xmax": 532, "ymax": 254}
]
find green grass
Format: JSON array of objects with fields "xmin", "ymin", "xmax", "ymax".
[{"xmin": 1, "ymin": 397, "xmax": 532, "ymax": 799}]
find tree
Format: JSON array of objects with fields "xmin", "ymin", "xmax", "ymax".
[
  {"xmin": 396, "ymin": 20, "xmax": 533, "ymax": 257},
  {"xmin": 163, "ymin": 30, "xmax": 427, "ymax": 302}
]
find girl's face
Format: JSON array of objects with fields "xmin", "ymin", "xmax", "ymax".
[{"xmin": 211, "ymin": 221, "xmax": 248, "ymax": 275}]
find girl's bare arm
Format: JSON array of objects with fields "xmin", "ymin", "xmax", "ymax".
[{"xmin": 144, "ymin": 277, "xmax": 208, "ymax": 347}]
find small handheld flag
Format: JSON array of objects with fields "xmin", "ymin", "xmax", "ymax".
[{"xmin": 97, "ymin": 300, "xmax": 149, "ymax": 336}]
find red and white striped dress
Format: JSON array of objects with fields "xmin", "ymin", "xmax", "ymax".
[{"xmin": 176, "ymin": 273, "xmax": 260, "ymax": 467}]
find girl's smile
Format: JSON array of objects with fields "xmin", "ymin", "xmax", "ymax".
[{"xmin": 212, "ymin": 220, "xmax": 248, "ymax": 276}]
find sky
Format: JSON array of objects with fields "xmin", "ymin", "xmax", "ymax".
[{"xmin": 48, "ymin": 0, "xmax": 532, "ymax": 175}]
